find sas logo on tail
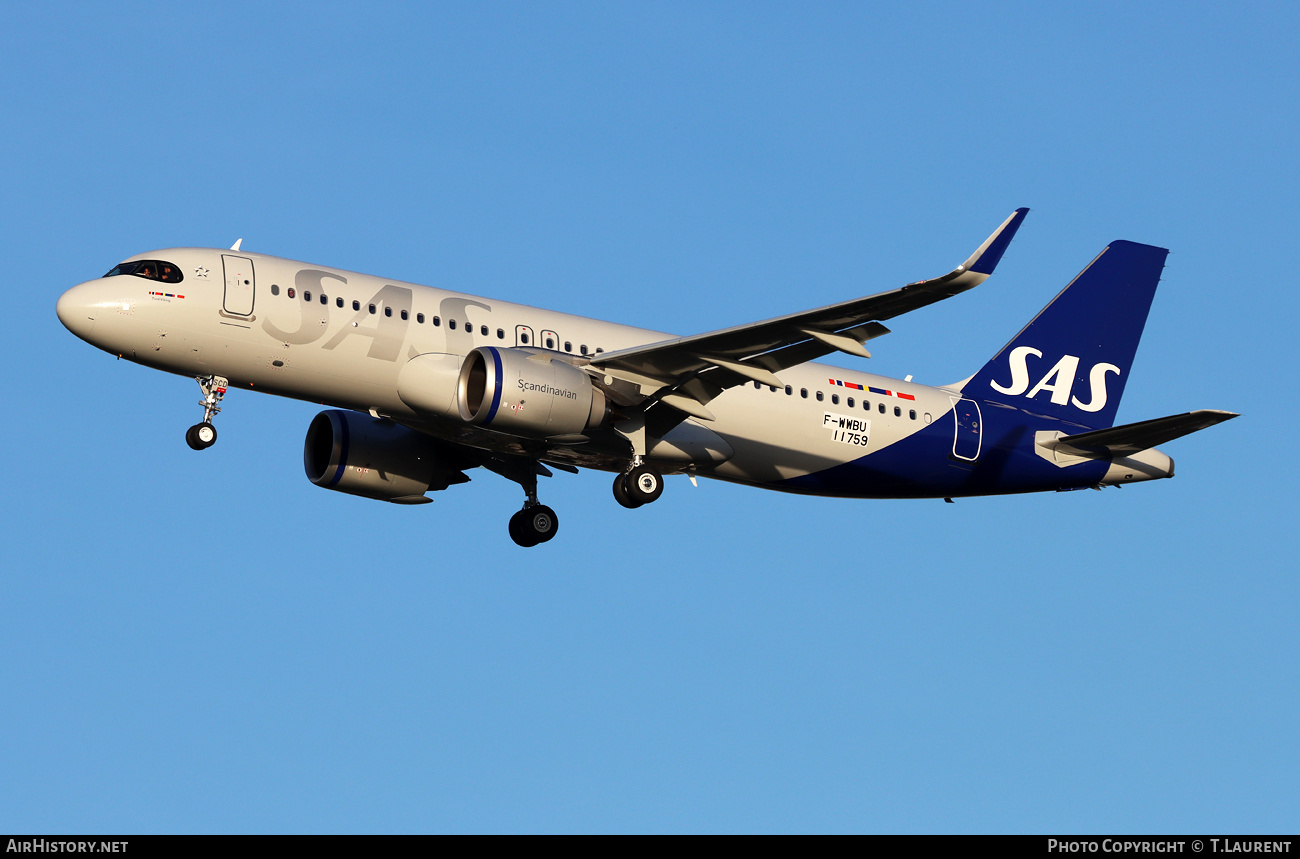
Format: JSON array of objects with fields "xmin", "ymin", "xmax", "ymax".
[{"xmin": 990, "ymin": 346, "xmax": 1119, "ymax": 413}]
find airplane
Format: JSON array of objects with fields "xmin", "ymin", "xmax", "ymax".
[{"xmin": 55, "ymin": 209, "xmax": 1237, "ymax": 546}]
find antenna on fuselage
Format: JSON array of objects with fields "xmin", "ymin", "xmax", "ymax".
[{"xmin": 230, "ymin": 239, "xmax": 243, "ymax": 251}]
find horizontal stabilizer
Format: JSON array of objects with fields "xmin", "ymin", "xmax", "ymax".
[{"xmin": 1041, "ymin": 409, "xmax": 1238, "ymax": 456}]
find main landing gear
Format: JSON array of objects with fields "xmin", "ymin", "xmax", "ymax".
[
  {"xmin": 185, "ymin": 375, "xmax": 227, "ymax": 451},
  {"xmin": 509, "ymin": 505, "xmax": 559, "ymax": 548},
  {"xmin": 508, "ymin": 464, "xmax": 559, "ymax": 548},
  {"xmin": 612, "ymin": 460, "xmax": 664, "ymax": 509}
]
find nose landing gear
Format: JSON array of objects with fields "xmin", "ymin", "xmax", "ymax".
[{"xmin": 185, "ymin": 375, "xmax": 227, "ymax": 451}]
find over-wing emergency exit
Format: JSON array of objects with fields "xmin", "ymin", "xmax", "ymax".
[{"xmin": 56, "ymin": 209, "xmax": 1237, "ymax": 545}]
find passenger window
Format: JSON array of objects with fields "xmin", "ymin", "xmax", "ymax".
[
  {"xmin": 785, "ymin": 385, "xmax": 792, "ymax": 395},
  {"xmin": 753, "ymin": 381, "xmax": 761, "ymax": 390},
  {"xmin": 894, "ymin": 406, "xmax": 901, "ymax": 417},
  {"xmin": 417, "ymin": 313, "xmax": 425, "ymax": 323},
  {"xmin": 800, "ymin": 388, "xmax": 807, "ymax": 398},
  {"xmin": 580, "ymin": 345, "xmax": 588, "ymax": 355},
  {"xmin": 336, "ymin": 297, "xmax": 343, "ymax": 308},
  {"xmin": 433, "ymin": 316, "xmax": 441, "ymax": 327},
  {"xmin": 831, "ymin": 394, "xmax": 839, "ymax": 405},
  {"xmin": 384, "ymin": 307, "xmax": 392, "ymax": 317},
  {"xmin": 847, "ymin": 397, "xmax": 854, "ymax": 408},
  {"xmin": 287, "ymin": 287, "xmax": 296, "ymax": 299},
  {"xmin": 368, "ymin": 304, "xmax": 376, "ymax": 314},
  {"xmin": 564, "ymin": 341, "xmax": 572, "ymax": 352},
  {"xmin": 547, "ymin": 336, "xmax": 556, "ymax": 349},
  {"xmin": 596, "ymin": 348, "xmax": 603, "ymax": 353},
  {"xmin": 816, "ymin": 391, "xmax": 824, "ymax": 402},
  {"xmin": 498, "ymin": 329, "xmax": 505, "ymax": 340},
  {"xmin": 909, "ymin": 409, "xmax": 917, "ymax": 420},
  {"xmin": 481, "ymin": 325, "xmax": 489, "ymax": 336},
  {"xmin": 878, "ymin": 403, "xmax": 885, "ymax": 413},
  {"xmin": 353, "ymin": 300, "xmax": 360, "ymax": 311},
  {"xmin": 520, "ymin": 332, "xmax": 528, "ymax": 344},
  {"xmin": 770, "ymin": 386, "xmax": 777, "ymax": 393},
  {"xmin": 304, "ymin": 291, "xmax": 312, "ymax": 302},
  {"xmin": 449, "ymin": 319, "xmax": 456, "ymax": 330},
  {"xmin": 320, "ymin": 294, "xmax": 328, "ymax": 305},
  {"xmin": 270, "ymin": 284, "xmax": 279, "ymax": 296}
]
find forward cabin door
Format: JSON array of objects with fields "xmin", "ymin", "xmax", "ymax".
[
  {"xmin": 950, "ymin": 397, "xmax": 982, "ymax": 461},
  {"xmin": 222, "ymin": 255, "xmax": 255, "ymax": 316}
]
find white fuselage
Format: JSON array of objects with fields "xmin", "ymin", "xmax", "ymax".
[{"xmin": 58, "ymin": 247, "xmax": 962, "ymax": 491}]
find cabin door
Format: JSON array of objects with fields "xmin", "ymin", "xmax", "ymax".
[
  {"xmin": 950, "ymin": 397, "xmax": 983, "ymax": 461},
  {"xmin": 222, "ymin": 255, "xmax": 255, "ymax": 316}
]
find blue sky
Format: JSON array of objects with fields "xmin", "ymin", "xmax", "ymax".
[{"xmin": 2, "ymin": 2, "xmax": 1295, "ymax": 833}]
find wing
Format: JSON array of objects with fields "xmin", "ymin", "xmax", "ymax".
[{"xmin": 589, "ymin": 208, "xmax": 1029, "ymax": 425}]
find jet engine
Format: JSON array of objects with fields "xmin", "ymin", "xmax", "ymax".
[
  {"xmin": 457, "ymin": 346, "xmax": 608, "ymax": 437},
  {"xmin": 303, "ymin": 410, "xmax": 466, "ymax": 504}
]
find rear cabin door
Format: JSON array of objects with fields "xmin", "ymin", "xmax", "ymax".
[
  {"xmin": 222, "ymin": 255, "xmax": 255, "ymax": 316},
  {"xmin": 950, "ymin": 397, "xmax": 983, "ymax": 461}
]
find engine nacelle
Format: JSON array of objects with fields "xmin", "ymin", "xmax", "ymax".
[
  {"xmin": 396, "ymin": 352, "xmax": 462, "ymax": 418},
  {"xmin": 304, "ymin": 410, "xmax": 461, "ymax": 504},
  {"xmin": 457, "ymin": 346, "xmax": 608, "ymax": 437}
]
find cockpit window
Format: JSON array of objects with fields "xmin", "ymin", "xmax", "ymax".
[{"xmin": 103, "ymin": 260, "xmax": 183, "ymax": 284}]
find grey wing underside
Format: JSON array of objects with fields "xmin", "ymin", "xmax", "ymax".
[{"xmin": 588, "ymin": 208, "xmax": 1030, "ymax": 433}]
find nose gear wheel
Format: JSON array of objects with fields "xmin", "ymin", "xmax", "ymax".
[
  {"xmin": 185, "ymin": 421, "xmax": 218, "ymax": 450},
  {"xmin": 186, "ymin": 375, "xmax": 227, "ymax": 450}
]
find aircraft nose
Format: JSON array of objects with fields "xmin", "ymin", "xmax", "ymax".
[{"xmin": 56, "ymin": 282, "xmax": 98, "ymax": 341}]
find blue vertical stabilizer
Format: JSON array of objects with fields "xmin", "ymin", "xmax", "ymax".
[{"xmin": 963, "ymin": 240, "xmax": 1168, "ymax": 429}]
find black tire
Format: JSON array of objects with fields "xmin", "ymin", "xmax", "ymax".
[
  {"xmin": 624, "ymin": 464, "xmax": 664, "ymax": 504},
  {"xmin": 185, "ymin": 425, "xmax": 202, "ymax": 450},
  {"xmin": 612, "ymin": 472, "xmax": 643, "ymax": 509},
  {"xmin": 509, "ymin": 506, "xmax": 558, "ymax": 547},
  {"xmin": 525, "ymin": 505, "xmax": 559, "ymax": 544},
  {"xmin": 191, "ymin": 422, "xmax": 217, "ymax": 449},
  {"xmin": 508, "ymin": 509, "xmax": 537, "ymax": 547}
]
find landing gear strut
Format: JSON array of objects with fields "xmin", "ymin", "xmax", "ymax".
[
  {"xmin": 612, "ymin": 459, "xmax": 664, "ymax": 509},
  {"xmin": 186, "ymin": 375, "xmax": 227, "ymax": 451}
]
